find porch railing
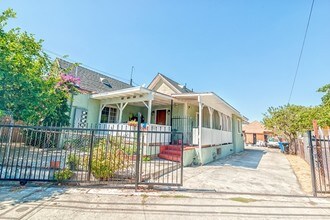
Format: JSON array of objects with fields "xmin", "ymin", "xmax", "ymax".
[
  {"xmin": 99, "ymin": 123, "xmax": 171, "ymax": 145},
  {"xmin": 192, "ymin": 127, "xmax": 232, "ymax": 146}
]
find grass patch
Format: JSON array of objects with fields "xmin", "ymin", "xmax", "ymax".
[{"xmin": 229, "ymin": 197, "xmax": 257, "ymax": 203}]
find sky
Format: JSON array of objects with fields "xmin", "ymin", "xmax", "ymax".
[{"xmin": 1, "ymin": 0, "xmax": 329, "ymax": 121}]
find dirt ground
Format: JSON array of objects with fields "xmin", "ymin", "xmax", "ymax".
[{"xmin": 286, "ymin": 154, "xmax": 313, "ymax": 194}]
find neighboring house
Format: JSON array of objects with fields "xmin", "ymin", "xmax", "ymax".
[
  {"xmin": 58, "ymin": 59, "xmax": 246, "ymax": 165},
  {"xmin": 242, "ymin": 121, "xmax": 273, "ymax": 145}
]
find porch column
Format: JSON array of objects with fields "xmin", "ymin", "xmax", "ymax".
[
  {"xmin": 143, "ymin": 100, "xmax": 153, "ymax": 124},
  {"xmin": 208, "ymin": 107, "xmax": 214, "ymax": 146},
  {"xmin": 116, "ymin": 102, "xmax": 128, "ymax": 123},
  {"xmin": 147, "ymin": 100, "xmax": 152, "ymax": 124},
  {"xmin": 208, "ymin": 107, "xmax": 214, "ymax": 129},
  {"xmin": 98, "ymin": 104, "xmax": 106, "ymax": 123},
  {"xmin": 184, "ymin": 102, "xmax": 188, "ymax": 117},
  {"xmin": 198, "ymin": 95, "xmax": 203, "ymax": 164}
]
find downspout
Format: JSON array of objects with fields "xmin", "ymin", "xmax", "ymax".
[{"xmin": 198, "ymin": 95, "xmax": 203, "ymax": 164}]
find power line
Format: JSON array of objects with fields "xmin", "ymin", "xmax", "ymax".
[
  {"xmin": 43, "ymin": 48, "xmax": 134, "ymax": 84},
  {"xmin": 288, "ymin": 0, "xmax": 315, "ymax": 104}
]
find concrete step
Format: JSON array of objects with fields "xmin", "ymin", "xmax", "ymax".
[
  {"xmin": 163, "ymin": 150, "xmax": 182, "ymax": 156},
  {"xmin": 158, "ymin": 153, "xmax": 181, "ymax": 162}
]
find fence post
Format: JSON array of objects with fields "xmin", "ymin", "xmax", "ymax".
[
  {"xmin": 307, "ymin": 130, "xmax": 317, "ymax": 197},
  {"xmin": 180, "ymin": 132, "xmax": 184, "ymax": 186},
  {"xmin": 135, "ymin": 112, "xmax": 141, "ymax": 190},
  {"xmin": 87, "ymin": 130, "xmax": 95, "ymax": 181}
]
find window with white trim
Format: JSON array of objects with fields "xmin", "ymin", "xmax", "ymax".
[{"xmin": 100, "ymin": 107, "xmax": 118, "ymax": 123}]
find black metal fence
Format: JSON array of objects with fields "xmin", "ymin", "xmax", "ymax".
[
  {"xmin": 0, "ymin": 120, "xmax": 183, "ymax": 188},
  {"xmin": 307, "ymin": 131, "xmax": 330, "ymax": 196},
  {"xmin": 171, "ymin": 116, "xmax": 194, "ymax": 145}
]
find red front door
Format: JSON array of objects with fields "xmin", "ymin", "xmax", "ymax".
[{"xmin": 156, "ymin": 110, "xmax": 167, "ymax": 125}]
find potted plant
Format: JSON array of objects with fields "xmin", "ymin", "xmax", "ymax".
[{"xmin": 50, "ymin": 160, "xmax": 61, "ymax": 169}]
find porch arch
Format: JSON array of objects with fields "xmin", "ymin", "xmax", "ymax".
[
  {"xmin": 202, "ymin": 106, "xmax": 210, "ymax": 128},
  {"xmin": 213, "ymin": 111, "xmax": 221, "ymax": 130}
]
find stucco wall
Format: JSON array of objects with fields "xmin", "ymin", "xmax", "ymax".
[
  {"xmin": 192, "ymin": 144, "xmax": 234, "ymax": 165},
  {"xmin": 232, "ymin": 115, "xmax": 244, "ymax": 153},
  {"xmin": 70, "ymin": 94, "xmax": 100, "ymax": 125}
]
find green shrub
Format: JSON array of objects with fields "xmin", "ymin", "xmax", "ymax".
[
  {"xmin": 66, "ymin": 154, "xmax": 81, "ymax": 170},
  {"xmin": 54, "ymin": 168, "xmax": 73, "ymax": 182},
  {"xmin": 84, "ymin": 138, "xmax": 129, "ymax": 180}
]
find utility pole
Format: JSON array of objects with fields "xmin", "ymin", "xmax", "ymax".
[{"xmin": 130, "ymin": 66, "xmax": 134, "ymax": 86}]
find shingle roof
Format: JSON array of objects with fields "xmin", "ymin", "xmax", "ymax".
[
  {"xmin": 57, "ymin": 59, "xmax": 132, "ymax": 93},
  {"xmin": 158, "ymin": 73, "xmax": 193, "ymax": 93}
]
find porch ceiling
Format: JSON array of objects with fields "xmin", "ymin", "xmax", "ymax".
[
  {"xmin": 91, "ymin": 86, "xmax": 173, "ymax": 106},
  {"xmin": 173, "ymin": 93, "xmax": 241, "ymax": 116}
]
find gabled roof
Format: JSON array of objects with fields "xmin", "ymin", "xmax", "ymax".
[
  {"xmin": 242, "ymin": 121, "xmax": 273, "ymax": 134},
  {"xmin": 148, "ymin": 73, "xmax": 193, "ymax": 94},
  {"xmin": 57, "ymin": 58, "xmax": 132, "ymax": 93}
]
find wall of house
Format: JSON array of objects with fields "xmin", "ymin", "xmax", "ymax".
[
  {"xmin": 232, "ymin": 115, "xmax": 244, "ymax": 153},
  {"xmin": 187, "ymin": 105, "xmax": 198, "ymax": 127},
  {"xmin": 193, "ymin": 144, "xmax": 234, "ymax": 165},
  {"xmin": 172, "ymin": 103, "xmax": 185, "ymax": 117},
  {"xmin": 70, "ymin": 94, "xmax": 100, "ymax": 126}
]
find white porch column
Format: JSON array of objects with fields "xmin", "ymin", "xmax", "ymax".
[
  {"xmin": 198, "ymin": 95, "xmax": 203, "ymax": 164},
  {"xmin": 208, "ymin": 107, "xmax": 214, "ymax": 146},
  {"xmin": 147, "ymin": 100, "xmax": 152, "ymax": 124},
  {"xmin": 98, "ymin": 104, "xmax": 106, "ymax": 123},
  {"xmin": 208, "ymin": 107, "xmax": 214, "ymax": 129},
  {"xmin": 116, "ymin": 102, "xmax": 128, "ymax": 123},
  {"xmin": 143, "ymin": 100, "xmax": 153, "ymax": 124},
  {"xmin": 184, "ymin": 102, "xmax": 188, "ymax": 117}
]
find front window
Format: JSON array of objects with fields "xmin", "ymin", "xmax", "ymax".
[{"xmin": 100, "ymin": 107, "xmax": 118, "ymax": 123}]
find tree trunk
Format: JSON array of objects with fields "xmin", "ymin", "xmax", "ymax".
[{"xmin": 288, "ymin": 138, "xmax": 297, "ymax": 155}]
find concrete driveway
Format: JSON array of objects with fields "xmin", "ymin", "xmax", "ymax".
[{"xmin": 182, "ymin": 146, "xmax": 304, "ymax": 195}]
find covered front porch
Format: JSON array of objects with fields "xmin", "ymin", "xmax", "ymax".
[
  {"xmin": 173, "ymin": 93, "xmax": 236, "ymax": 147},
  {"xmin": 91, "ymin": 86, "xmax": 177, "ymax": 145}
]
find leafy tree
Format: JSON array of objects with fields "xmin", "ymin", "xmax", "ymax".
[
  {"xmin": 317, "ymin": 84, "xmax": 330, "ymax": 105},
  {"xmin": 316, "ymin": 84, "xmax": 330, "ymax": 127},
  {"xmin": 0, "ymin": 8, "xmax": 79, "ymax": 125},
  {"xmin": 263, "ymin": 104, "xmax": 314, "ymax": 154}
]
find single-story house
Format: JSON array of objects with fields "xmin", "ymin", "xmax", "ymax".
[
  {"xmin": 242, "ymin": 121, "xmax": 273, "ymax": 145},
  {"xmin": 58, "ymin": 58, "xmax": 246, "ymax": 165}
]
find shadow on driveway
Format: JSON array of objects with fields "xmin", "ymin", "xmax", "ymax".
[
  {"xmin": 206, "ymin": 148, "xmax": 267, "ymax": 169},
  {"xmin": 0, "ymin": 181, "xmax": 66, "ymax": 205}
]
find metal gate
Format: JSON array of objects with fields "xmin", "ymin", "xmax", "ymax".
[
  {"xmin": 0, "ymin": 116, "xmax": 184, "ymax": 188},
  {"xmin": 307, "ymin": 131, "xmax": 330, "ymax": 196},
  {"xmin": 171, "ymin": 116, "xmax": 194, "ymax": 145}
]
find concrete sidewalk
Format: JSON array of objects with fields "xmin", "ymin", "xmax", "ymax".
[
  {"xmin": 0, "ymin": 185, "xmax": 330, "ymax": 219},
  {"xmin": 1, "ymin": 146, "xmax": 329, "ymax": 219}
]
